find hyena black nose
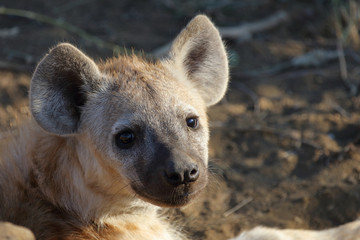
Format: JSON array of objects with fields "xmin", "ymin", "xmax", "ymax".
[{"xmin": 164, "ymin": 163, "xmax": 199, "ymax": 186}]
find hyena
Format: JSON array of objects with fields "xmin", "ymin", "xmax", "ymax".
[
  {"xmin": 1, "ymin": 13, "xmax": 360, "ymax": 240},
  {"xmin": 0, "ymin": 15, "xmax": 228, "ymax": 239}
]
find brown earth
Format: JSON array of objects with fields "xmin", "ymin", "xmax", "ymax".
[{"xmin": 1, "ymin": 1, "xmax": 360, "ymax": 239}]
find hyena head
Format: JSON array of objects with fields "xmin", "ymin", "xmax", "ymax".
[{"xmin": 29, "ymin": 15, "xmax": 228, "ymax": 208}]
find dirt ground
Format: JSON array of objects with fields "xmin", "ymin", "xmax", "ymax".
[{"xmin": 1, "ymin": 0, "xmax": 360, "ymax": 239}]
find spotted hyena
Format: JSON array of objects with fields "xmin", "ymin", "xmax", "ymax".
[{"xmin": 0, "ymin": 15, "xmax": 228, "ymax": 239}]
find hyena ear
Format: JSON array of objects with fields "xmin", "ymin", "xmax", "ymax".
[
  {"xmin": 30, "ymin": 43, "xmax": 101, "ymax": 135},
  {"xmin": 167, "ymin": 15, "xmax": 229, "ymax": 106}
]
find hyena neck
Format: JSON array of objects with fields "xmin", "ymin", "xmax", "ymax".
[{"xmin": 30, "ymin": 123, "xmax": 156, "ymax": 223}]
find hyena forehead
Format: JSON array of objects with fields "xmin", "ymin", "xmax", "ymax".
[
  {"xmin": 110, "ymin": 103, "xmax": 201, "ymax": 134},
  {"xmin": 98, "ymin": 56, "xmax": 207, "ymax": 122}
]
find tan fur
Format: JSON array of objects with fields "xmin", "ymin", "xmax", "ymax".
[
  {"xmin": 233, "ymin": 220, "xmax": 360, "ymax": 240},
  {"xmin": 0, "ymin": 15, "xmax": 228, "ymax": 240},
  {"xmin": 0, "ymin": 222, "xmax": 35, "ymax": 240}
]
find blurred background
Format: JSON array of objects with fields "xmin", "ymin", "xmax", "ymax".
[{"xmin": 1, "ymin": 0, "xmax": 360, "ymax": 239}]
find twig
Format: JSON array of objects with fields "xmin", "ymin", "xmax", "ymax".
[
  {"xmin": 326, "ymin": 99, "xmax": 351, "ymax": 118},
  {"xmin": 0, "ymin": 7, "xmax": 127, "ymax": 54},
  {"xmin": 219, "ymin": 10, "xmax": 288, "ymax": 41},
  {"xmin": 336, "ymin": 40, "xmax": 357, "ymax": 95},
  {"xmin": 223, "ymin": 197, "xmax": 253, "ymax": 217},
  {"xmin": 243, "ymin": 67, "xmax": 330, "ymax": 81},
  {"xmin": 334, "ymin": 3, "xmax": 358, "ymax": 95},
  {"xmin": 0, "ymin": 27, "xmax": 19, "ymax": 38},
  {"xmin": 151, "ymin": 10, "xmax": 289, "ymax": 58},
  {"xmin": 241, "ymin": 49, "xmax": 340, "ymax": 78},
  {"xmin": 337, "ymin": 41, "xmax": 348, "ymax": 82},
  {"xmin": 291, "ymin": 49, "xmax": 339, "ymax": 67}
]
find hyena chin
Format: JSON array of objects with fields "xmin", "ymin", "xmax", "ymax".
[{"xmin": 0, "ymin": 15, "xmax": 228, "ymax": 239}]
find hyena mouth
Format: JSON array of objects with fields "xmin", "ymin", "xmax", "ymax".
[{"xmin": 131, "ymin": 179, "xmax": 208, "ymax": 208}]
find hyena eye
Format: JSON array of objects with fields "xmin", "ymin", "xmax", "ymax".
[
  {"xmin": 115, "ymin": 130, "xmax": 136, "ymax": 149},
  {"xmin": 186, "ymin": 117, "xmax": 199, "ymax": 129}
]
